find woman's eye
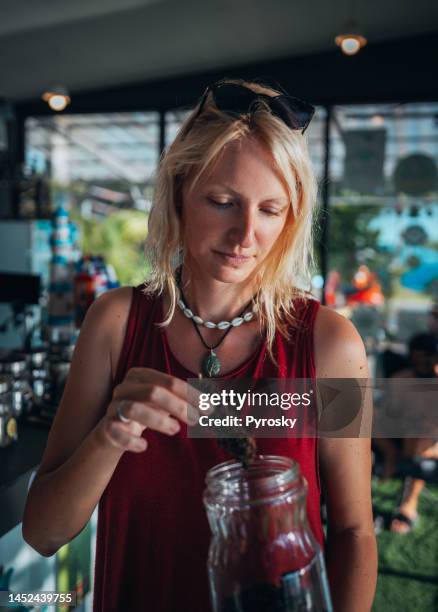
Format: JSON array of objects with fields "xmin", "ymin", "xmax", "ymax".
[
  {"xmin": 261, "ymin": 209, "xmax": 281, "ymax": 217},
  {"xmin": 207, "ymin": 199, "xmax": 282, "ymax": 217},
  {"xmin": 208, "ymin": 198, "xmax": 232, "ymax": 208}
]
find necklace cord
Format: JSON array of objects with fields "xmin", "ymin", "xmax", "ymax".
[
  {"xmin": 178, "ymin": 282, "xmax": 253, "ymax": 351},
  {"xmin": 176, "ymin": 266, "xmax": 256, "ymax": 351}
]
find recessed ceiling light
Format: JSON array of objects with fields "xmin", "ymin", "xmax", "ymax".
[
  {"xmin": 335, "ymin": 19, "xmax": 367, "ymax": 56},
  {"xmin": 42, "ymin": 85, "xmax": 71, "ymax": 111}
]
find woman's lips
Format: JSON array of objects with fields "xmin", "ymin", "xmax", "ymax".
[{"xmin": 214, "ymin": 251, "xmax": 253, "ymax": 264}]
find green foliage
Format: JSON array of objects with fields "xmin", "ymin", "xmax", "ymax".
[
  {"xmin": 328, "ymin": 203, "xmax": 393, "ymax": 294},
  {"xmin": 372, "ymin": 478, "xmax": 438, "ymax": 611},
  {"xmin": 70, "ymin": 208, "xmax": 150, "ymax": 286},
  {"xmin": 329, "ymin": 204, "xmax": 379, "ymax": 275}
]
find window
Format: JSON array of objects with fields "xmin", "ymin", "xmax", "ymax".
[
  {"xmin": 327, "ymin": 103, "xmax": 438, "ymax": 344},
  {"xmin": 25, "ymin": 112, "xmax": 160, "ymax": 285}
]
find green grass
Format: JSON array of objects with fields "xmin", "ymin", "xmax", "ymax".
[{"xmin": 372, "ymin": 478, "xmax": 438, "ymax": 612}]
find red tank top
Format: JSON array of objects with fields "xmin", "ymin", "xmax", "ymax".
[{"xmin": 93, "ymin": 286, "xmax": 324, "ymax": 612}]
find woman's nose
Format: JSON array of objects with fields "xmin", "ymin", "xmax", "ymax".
[{"xmin": 229, "ymin": 209, "xmax": 256, "ymax": 247}]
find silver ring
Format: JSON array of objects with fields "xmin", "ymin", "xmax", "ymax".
[{"xmin": 116, "ymin": 401, "xmax": 131, "ymax": 423}]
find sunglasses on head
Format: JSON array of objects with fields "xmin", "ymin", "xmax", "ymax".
[{"xmin": 187, "ymin": 79, "xmax": 315, "ymax": 135}]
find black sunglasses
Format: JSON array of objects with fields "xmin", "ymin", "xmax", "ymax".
[{"xmin": 187, "ymin": 80, "xmax": 315, "ymax": 135}]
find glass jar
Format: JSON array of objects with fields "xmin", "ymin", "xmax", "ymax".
[
  {"xmin": 0, "ymin": 377, "xmax": 18, "ymax": 447},
  {"xmin": 15, "ymin": 348, "xmax": 48, "ymax": 369},
  {"xmin": 15, "ymin": 349, "xmax": 51, "ymax": 408},
  {"xmin": 0, "ymin": 358, "xmax": 34, "ymax": 417},
  {"xmin": 203, "ymin": 455, "xmax": 333, "ymax": 612}
]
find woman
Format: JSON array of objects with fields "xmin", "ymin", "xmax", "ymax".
[{"xmin": 22, "ymin": 79, "xmax": 377, "ymax": 611}]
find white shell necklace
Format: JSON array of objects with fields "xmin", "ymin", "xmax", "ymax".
[
  {"xmin": 175, "ymin": 267, "xmax": 259, "ymax": 377},
  {"xmin": 176, "ymin": 294, "xmax": 258, "ymax": 329}
]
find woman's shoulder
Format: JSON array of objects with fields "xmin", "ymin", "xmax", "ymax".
[
  {"xmin": 91, "ymin": 285, "xmax": 134, "ymax": 318},
  {"xmin": 92, "ymin": 282, "xmax": 157, "ymax": 315},
  {"xmin": 314, "ymin": 303, "xmax": 362, "ymax": 335},
  {"xmin": 95, "ymin": 284, "xmax": 161, "ymax": 378},
  {"xmin": 313, "ymin": 305, "xmax": 368, "ymax": 377},
  {"xmin": 86, "ymin": 287, "xmax": 135, "ymax": 379}
]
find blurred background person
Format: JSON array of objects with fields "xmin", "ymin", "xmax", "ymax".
[{"xmin": 373, "ymin": 332, "xmax": 438, "ymax": 533}]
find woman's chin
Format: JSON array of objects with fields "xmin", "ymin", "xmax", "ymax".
[
  {"xmin": 187, "ymin": 252, "xmax": 257, "ymax": 282},
  {"xmin": 210, "ymin": 262, "xmax": 256, "ymax": 284}
]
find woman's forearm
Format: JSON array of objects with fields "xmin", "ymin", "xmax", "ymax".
[
  {"xmin": 22, "ymin": 424, "xmax": 124, "ymax": 556},
  {"xmin": 325, "ymin": 528, "xmax": 378, "ymax": 612}
]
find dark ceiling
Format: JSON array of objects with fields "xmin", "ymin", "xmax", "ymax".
[{"xmin": 0, "ymin": 0, "xmax": 436, "ymax": 115}]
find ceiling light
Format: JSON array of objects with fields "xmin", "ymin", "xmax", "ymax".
[
  {"xmin": 42, "ymin": 85, "xmax": 71, "ymax": 112},
  {"xmin": 335, "ymin": 20, "xmax": 367, "ymax": 56}
]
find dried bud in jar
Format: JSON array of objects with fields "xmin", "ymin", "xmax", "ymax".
[{"xmin": 218, "ymin": 437, "xmax": 257, "ymax": 468}]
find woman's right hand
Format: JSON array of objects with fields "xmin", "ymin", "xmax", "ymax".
[{"xmin": 95, "ymin": 367, "xmax": 200, "ymax": 454}]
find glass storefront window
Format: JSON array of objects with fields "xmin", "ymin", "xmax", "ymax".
[
  {"xmin": 165, "ymin": 110, "xmax": 191, "ymax": 147},
  {"xmin": 26, "ymin": 112, "xmax": 159, "ymax": 185},
  {"xmin": 25, "ymin": 112, "xmax": 160, "ymax": 285},
  {"xmin": 24, "ymin": 103, "xmax": 438, "ymax": 315},
  {"xmin": 327, "ymin": 103, "xmax": 438, "ymax": 346}
]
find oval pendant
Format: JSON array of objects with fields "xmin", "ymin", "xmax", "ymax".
[{"xmin": 202, "ymin": 351, "xmax": 221, "ymax": 378}]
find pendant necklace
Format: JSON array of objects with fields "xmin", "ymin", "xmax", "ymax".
[{"xmin": 176, "ymin": 269, "xmax": 257, "ymax": 377}]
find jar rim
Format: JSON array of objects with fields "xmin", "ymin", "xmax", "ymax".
[{"xmin": 204, "ymin": 454, "xmax": 305, "ymax": 507}]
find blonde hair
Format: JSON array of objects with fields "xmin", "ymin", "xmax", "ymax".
[{"xmin": 144, "ymin": 78, "xmax": 319, "ymax": 364}]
